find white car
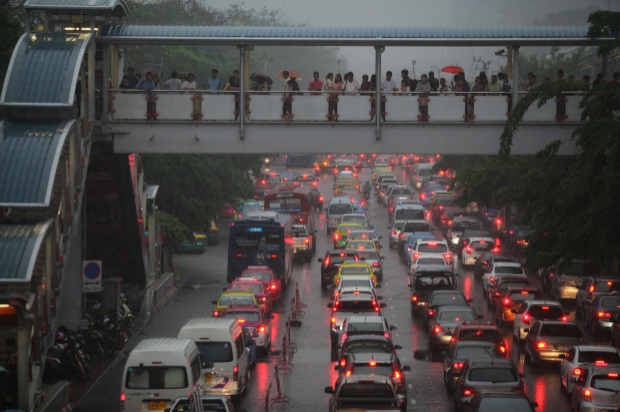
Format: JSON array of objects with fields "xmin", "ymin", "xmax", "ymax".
[
  {"xmin": 461, "ymin": 236, "xmax": 497, "ymax": 266},
  {"xmin": 560, "ymin": 345, "xmax": 620, "ymax": 394},
  {"xmin": 406, "ymin": 239, "xmax": 453, "ymax": 268},
  {"xmin": 388, "ymin": 220, "xmax": 406, "ymax": 248},
  {"xmin": 333, "ymin": 275, "xmax": 378, "ymax": 300},
  {"xmin": 570, "ymin": 365, "xmax": 620, "ymax": 411},
  {"xmin": 512, "ymin": 300, "xmax": 566, "ymax": 342},
  {"xmin": 410, "ymin": 255, "xmax": 450, "ymax": 275},
  {"xmin": 481, "ymin": 262, "xmax": 525, "ymax": 293}
]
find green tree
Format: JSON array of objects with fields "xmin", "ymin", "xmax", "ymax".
[
  {"xmin": 497, "ymin": 10, "xmax": 620, "ymax": 270},
  {"xmin": 507, "ymin": 46, "xmax": 583, "ymax": 88}
]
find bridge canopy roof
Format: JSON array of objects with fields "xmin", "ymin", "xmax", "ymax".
[
  {"xmin": 1, "ymin": 32, "xmax": 91, "ymax": 107},
  {"xmin": 0, "ymin": 220, "xmax": 52, "ymax": 282},
  {"xmin": 97, "ymin": 24, "xmax": 602, "ymax": 47},
  {"xmin": 24, "ymin": 0, "xmax": 130, "ymax": 15},
  {"xmin": 0, "ymin": 120, "xmax": 74, "ymax": 207}
]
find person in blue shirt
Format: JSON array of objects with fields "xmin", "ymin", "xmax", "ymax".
[
  {"xmin": 204, "ymin": 68, "xmax": 224, "ymax": 94},
  {"xmin": 137, "ymin": 71, "xmax": 157, "ymax": 119}
]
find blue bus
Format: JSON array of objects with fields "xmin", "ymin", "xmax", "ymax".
[{"xmin": 227, "ymin": 211, "xmax": 294, "ymax": 285}]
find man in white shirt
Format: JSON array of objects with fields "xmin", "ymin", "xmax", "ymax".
[
  {"xmin": 380, "ymin": 71, "xmax": 397, "ymax": 120},
  {"xmin": 342, "ymin": 72, "xmax": 359, "ymax": 95}
]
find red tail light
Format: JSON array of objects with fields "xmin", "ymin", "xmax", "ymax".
[
  {"xmin": 522, "ymin": 314, "xmax": 530, "ymax": 324},
  {"xmin": 427, "ymin": 309, "xmax": 436, "ymax": 317},
  {"xmin": 503, "ymin": 298, "xmax": 511, "ymax": 306},
  {"xmin": 583, "ymin": 389, "xmax": 591, "ymax": 402},
  {"xmin": 233, "ymin": 365, "xmax": 239, "ymax": 381},
  {"xmin": 213, "ymin": 310, "xmax": 219, "ymax": 317},
  {"xmin": 413, "ymin": 253, "xmax": 420, "ymax": 260},
  {"xmin": 399, "ymin": 233, "xmax": 404, "ymax": 239},
  {"xmin": 463, "ymin": 387, "xmax": 476, "ymax": 397},
  {"xmin": 258, "ymin": 325, "xmax": 266, "ymax": 333},
  {"xmin": 434, "ymin": 325, "xmax": 443, "ymax": 334},
  {"xmin": 372, "ymin": 261, "xmax": 380, "ymax": 268},
  {"xmin": 499, "ymin": 345, "xmax": 507, "ymax": 354},
  {"xmin": 270, "ymin": 283, "xmax": 278, "ymax": 291},
  {"xmin": 465, "ymin": 246, "xmax": 473, "ymax": 254},
  {"xmin": 120, "ymin": 393, "xmax": 126, "ymax": 402},
  {"xmin": 453, "ymin": 361, "xmax": 464, "ymax": 370},
  {"xmin": 333, "ymin": 234, "xmax": 341, "ymax": 241},
  {"xmin": 537, "ymin": 341, "xmax": 547, "ymax": 349},
  {"xmin": 411, "ymin": 295, "xmax": 418, "ymax": 302},
  {"xmin": 304, "ymin": 238, "xmax": 309, "ymax": 244},
  {"xmin": 443, "ymin": 253, "xmax": 452, "ymax": 261},
  {"xmin": 573, "ymin": 367, "xmax": 583, "ymax": 376},
  {"xmin": 598, "ymin": 312, "xmax": 612, "ymax": 318},
  {"xmin": 331, "ymin": 316, "xmax": 337, "ymax": 324},
  {"xmin": 393, "ymin": 370, "xmax": 402, "ymax": 380}
]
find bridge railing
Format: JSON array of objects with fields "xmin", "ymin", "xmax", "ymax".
[{"xmin": 107, "ymin": 89, "xmax": 584, "ymax": 123}]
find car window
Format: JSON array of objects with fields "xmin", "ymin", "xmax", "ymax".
[
  {"xmin": 219, "ymin": 295, "xmax": 255, "ymax": 307},
  {"xmin": 346, "ymin": 322, "xmax": 384, "ymax": 332},
  {"xmin": 416, "ymin": 257, "xmax": 447, "ymax": 266},
  {"xmin": 477, "ymin": 397, "xmax": 533, "ymax": 411},
  {"xmin": 600, "ymin": 296, "xmax": 620, "ymax": 309},
  {"xmin": 418, "ymin": 243, "xmax": 449, "ymax": 253},
  {"xmin": 337, "ymin": 301, "xmax": 376, "ymax": 311},
  {"xmin": 438, "ymin": 310, "xmax": 476, "ymax": 322},
  {"xmin": 539, "ymin": 323, "xmax": 583, "ymax": 338},
  {"xmin": 415, "ymin": 276, "xmax": 453, "ymax": 289},
  {"xmin": 578, "ymin": 351, "xmax": 620, "ymax": 363},
  {"xmin": 495, "ymin": 266, "xmax": 524, "ymax": 275},
  {"xmin": 528, "ymin": 305, "xmax": 565, "ymax": 318},
  {"xmin": 395, "ymin": 209, "xmax": 425, "ymax": 220},
  {"xmin": 345, "ymin": 341, "xmax": 393, "ymax": 354},
  {"xmin": 404, "ymin": 222, "xmax": 430, "ymax": 232},
  {"xmin": 595, "ymin": 281, "xmax": 620, "ymax": 293},
  {"xmin": 329, "ymin": 204, "xmax": 354, "ymax": 214},
  {"xmin": 459, "ymin": 329, "xmax": 501, "ymax": 341},
  {"xmin": 430, "ymin": 294, "xmax": 468, "ymax": 306},
  {"xmin": 351, "ymin": 365, "xmax": 393, "ymax": 375},
  {"xmin": 224, "ymin": 312, "xmax": 260, "ymax": 322},
  {"xmin": 354, "ymin": 250, "xmax": 380, "ymax": 260},
  {"xmin": 455, "ymin": 346, "xmax": 498, "ymax": 360},
  {"xmin": 470, "ymin": 241, "xmax": 494, "ymax": 250},
  {"xmin": 591, "ymin": 374, "xmax": 620, "ymax": 391},
  {"xmin": 339, "ymin": 383, "xmax": 394, "ymax": 398},
  {"xmin": 340, "ymin": 266, "xmax": 372, "ymax": 275},
  {"xmin": 125, "ymin": 366, "xmax": 188, "ymax": 389},
  {"xmin": 468, "ymin": 367, "xmax": 518, "ymax": 382},
  {"xmin": 195, "ymin": 342, "xmax": 233, "ymax": 363}
]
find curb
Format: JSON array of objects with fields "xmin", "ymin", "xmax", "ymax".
[{"xmin": 150, "ymin": 285, "xmax": 179, "ymax": 315}]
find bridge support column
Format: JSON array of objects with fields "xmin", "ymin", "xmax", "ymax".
[
  {"xmin": 374, "ymin": 45, "xmax": 385, "ymax": 141},
  {"xmin": 512, "ymin": 45, "xmax": 520, "ymax": 107},
  {"xmin": 88, "ymin": 15, "xmax": 96, "ymax": 125},
  {"xmin": 238, "ymin": 45, "xmax": 249, "ymax": 140}
]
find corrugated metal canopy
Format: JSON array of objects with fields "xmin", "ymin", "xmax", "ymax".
[
  {"xmin": 97, "ymin": 24, "xmax": 605, "ymax": 47},
  {"xmin": 24, "ymin": 0, "xmax": 129, "ymax": 15},
  {"xmin": 0, "ymin": 220, "xmax": 52, "ymax": 283},
  {"xmin": 1, "ymin": 32, "xmax": 91, "ymax": 107},
  {"xmin": 0, "ymin": 120, "xmax": 74, "ymax": 207}
]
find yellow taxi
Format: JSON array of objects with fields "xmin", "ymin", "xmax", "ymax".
[
  {"xmin": 334, "ymin": 178, "xmax": 360, "ymax": 195},
  {"xmin": 333, "ymin": 222, "xmax": 364, "ymax": 249},
  {"xmin": 344, "ymin": 238, "xmax": 381, "ymax": 256},
  {"xmin": 333, "ymin": 261, "xmax": 377, "ymax": 287},
  {"xmin": 372, "ymin": 167, "xmax": 392, "ymax": 183},
  {"xmin": 211, "ymin": 290, "xmax": 259, "ymax": 317}
]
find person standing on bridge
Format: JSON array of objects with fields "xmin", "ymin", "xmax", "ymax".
[
  {"xmin": 205, "ymin": 69, "xmax": 224, "ymax": 94},
  {"xmin": 227, "ymin": 70, "xmax": 241, "ymax": 120},
  {"xmin": 137, "ymin": 71, "xmax": 157, "ymax": 120},
  {"xmin": 308, "ymin": 71, "xmax": 323, "ymax": 96},
  {"xmin": 415, "ymin": 74, "xmax": 431, "ymax": 122},
  {"xmin": 164, "ymin": 71, "xmax": 183, "ymax": 91},
  {"xmin": 380, "ymin": 71, "xmax": 397, "ymax": 121}
]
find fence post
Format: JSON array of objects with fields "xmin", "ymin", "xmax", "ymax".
[{"xmin": 270, "ymin": 364, "xmax": 291, "ymax": 406}]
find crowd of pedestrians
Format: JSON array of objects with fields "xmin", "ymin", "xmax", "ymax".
[{"xmin": 107, "ymin": 66, "xmax": 614, "ymax": 121}]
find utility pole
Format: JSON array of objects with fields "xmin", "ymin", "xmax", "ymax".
[
  {"xmin": 412, "ymin": 59, "xmax": 417, "ymax": 80},
  {"xmin": 473, "ymin": 56, "xmax": 492, "ymax": 74}
]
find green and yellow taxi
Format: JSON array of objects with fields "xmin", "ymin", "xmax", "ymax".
[
  {"xmin": 333, "ymin": 222, "xmax": 364, "ymax": 249},
  {"xmin": 334, "ymin": 178, "xmax": 360, "ymax": 195},
  {"xmin": 333, "ymin": 261, "xmax": 377, "ymax": 287},
  {"xmin": 211, "ymin": 290, "xmax": 259, "ymax": 317},
  {"xmin": 372, "ymin": 167, "xmax": 392, "ymax": 183},
  {"xmin": 345, "ymin": 238, "xmax": 381, "ymax": 256}
]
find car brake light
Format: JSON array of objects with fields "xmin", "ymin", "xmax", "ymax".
[
  {"xmin": 120, "ymin": 393, "xmax": 126, "ymax": 402},
  {"xmin": 537, "ymin": 341, "xmax": 547, "ymax": 349},
  {"xmin": 598, "ymin": 312, "xmax": 612, "ymax": 318},
  {"xmin": 412, "ymin": 295, "xmax": 418, "ymax": 302},
  {"xmin": 271, "ymin": 284, "xmax": 278, "ymax": 290},
  {"xmin": 331, "ymin": 316, "xmax": 337, "ymax": 324},
  {"xmin": 333, "ymin": 234, "xmax": 340, "ymax": 241},
  {"xmin": 522, "ymin": 314, "xmax": 530, "ymax": 324},
  {"xmin": 340, "ymin": 358, "xmax": 347, "ymax": 367},
  {"xmin": 391, "ymin": 231, "xmax": 398, "ymax": 236},
  {"xmin": 561, "ymin": 316, "xmax": 568, "ymax": 321},
  {"xmin": 609, "ymin": 373, "xmax": 619, "ymax": 378},
  {"xmin": 499, "ymin": 345, "xmax": 507, "ymax": 354},
  {"xmin": 213, "ymin": 310, "xmax": 219, "ymax": 317},
  {"xmin": 465, "ymin": 246, "xmax": 473, "ymax": 253},
  {"xmin": 463, "ymin": 387, "xmax": 475, "ymax": 396},
  {"xmin": 393, "ymin": 370, "xmax": 402, "ymax": 379},
  {"xmin": 237, "ymin": 319, "xmax": 246, "ymax": 324},
  {"xmin": 584, "ymin": 389, "xmax": 591, "ymax": 402},
  {"xmin": 258, "ymin": 325, "xmax": 266, "ymax": 332},
  {"xmin": 399, "ymin": 233, "xmax": 404, "ymax": 239},
  {"xmin": 443, "ymin": 253, "xmax": 452, "ymax": 261},
  {"xmin": 427, "ymin": 309, "xmax": 435, "ymax": 317},
  {"xmin": 413, "ymin": 253, "xmax": 420, "ymax": 260},
  {"xmin": 233, "ymin": 365, "xmax": 239, "ymax": 381},
  {"xmin": 573, "ymin": 367, "xmax": 583, "ymax": 375},
  {"xmin": 372, "ymin": 261, "xmax": 380, "ymax": 268},
  {"xmin": 453, "ymin": 361, "xmax": 464, "ymax": 370},
  {"xmin": 490, "ymin": 277, "xmax": 495, "ymax": 283},
  {"xmin": 434, "ymin": 326, "xmax": 443, "ymax": 334},
  {"xmin": 595, "ymin": 360, "xmax": 608, "ymax": 366},
  {"xmin": 503, "ymin": 298, "xmax": 511, "ymax": 306}
]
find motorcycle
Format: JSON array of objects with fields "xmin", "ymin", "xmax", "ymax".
[{"xmin": 117, "ymin": 292, "xmax": 138, "ymax": 329}]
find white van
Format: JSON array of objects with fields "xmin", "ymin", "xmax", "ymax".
[
  {"xmin": 411, "ymin": 162, "xmax": 434, "ymax": 189},
  {"xmin": 177, "ymin": 318, "xmax": 249, "ymax": 398},
  {"xmin": 120, "ymin": 338, "xmax": 203, "ymax": 412},
  {"xmin": 325, "ymin": 196, "xmax": 354, "ymax": 234}
]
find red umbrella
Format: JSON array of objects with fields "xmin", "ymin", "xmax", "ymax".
[
  {"xmin": 441, "ymin": 65, "xmax": 464, "ymax": 75},
  {"xmin": 276, "ymin": 70, "xmax": 301, "ymax": 78}
]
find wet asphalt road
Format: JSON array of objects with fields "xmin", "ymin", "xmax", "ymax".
[{"xmin": 78, "ymin": 163, "xmax": 607, "ymax": 412}]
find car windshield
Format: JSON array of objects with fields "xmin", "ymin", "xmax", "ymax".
[
  {"xmin": 528, "ymin": 305, "xmax": 565, "ymax": 318},
  {"xmin": 591, "ymin": 374, "xmax": 620, "ymax": 391},
  {"xmin": 477, "ymin": 397, "xmax": 533, "ymax": 411},
  {"xmin": 578, "ymin": 351, "xmax": 620, "ymax": 363},
  {"xmin": 509, "ymin": 291, "xmax": 539, "ymax": 301},
  {"xmin": 344, "ymin": 341, "xmax": 393, "ymax": 354},
  {"xmin": 418, "ymin": 243, "xmax": 449, "ymax": 253},
  {"xmin": 404, "ymin": 222, "xmax": 430, "ymax": 232},
  {"xmin": 468, "ymin": 367, "xmax": 518, "ymax": 382},
  {"xmin": 351, "ymin": 365, "xmax": 393, "ymax": 376},
  {"xmin": 337, "ymin": 301, "xmax": 376, "ymax": 311},
  {"xmin": 459, "ymin": 329, "xmax": 501, "ymax": 341},
  {"xmin": 438, "ymin": 311, "xmax": 476, "ymax": 321},
  {"xmin": 395, "ymin": 209, "xmax": 425, "ymax": 220},
  {"xmin": 339, "ymin": 383, "xmax": 394, "ymax": 398},
  {"xmin": 415, "ymin": 275, "xmax": 453, "ymax": 289},
  {"xmin": 416, "ymin": 257, "xmax": 447, "ymax": 266},
  {"xmin": 595, "ymin": 281, "xmax": 620, "ymax": 293},
  {"xmin": 229, "ymin": 283, "xmax": 262, "ymax": 293},
  {"xmin": 223, "ymin": 311, "xmax": 260, "ymax": 323},
  {"xmin": 392, "ymin": 222, "xmax": 405, "ymax": 230},
  {"xmin": 430, "ymin": 294, "xmax": 468, "ymax": 306},
  {"xmin": 495, "ymin": 266, "xmax": 524, "ymax": 275},
  {"xmin": 240, "ymin": 272, "xmax": 271, "ymax": 282},
  {"xmin": 539, "ymin": 324, "xmax": 583, "ymax": 338},
  {"xmin": 600, "ymin": 296, "xmax": 620, "ymax": 308},
  {"xmin": 346, "ymin": 322, "xmax": 384, "ymax": 332},
  {"xmin": 329, "ymin": 204, "xmax": 353, "ymax": 214},
  {"xmin": 354, "ymin": 250, "xmax": 380, "ymax": 260},
  {"xmin": 456, "ymin": 346, "xmax": 499, "ymax": 360},
  {"xmin": 470, "ymin": 241, "xmax": 494, "ymax": 250}
]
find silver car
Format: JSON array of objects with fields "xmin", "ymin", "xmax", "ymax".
[
  {"xmin": 570, "ymin": 365, "xmax": 620, "ymax": 412},
  {"xmin": 524, "ymin": 320, "xmax": 587, "ymax": 366}
]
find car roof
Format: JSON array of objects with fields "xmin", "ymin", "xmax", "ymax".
[
  {"xmin": 343, "ymin": 334, "xmax": 393, "ymax": 343},
  {"xmin": 437, "ymin": 304, "xmax": 474, "ymax": 312},
  {"xmin": 430, "ymin": 290, "xmax": 466, "ymax": 296},
  {"xmin": 467, "ymin": 358, "xmax": 514, "ymax": 368},
  {"xmin": 348, "ymin": 352, "xmax": 395, "ymax": 363},
  {"xmin": 523, "ymin": 300, "xmax": 563, "ymax": 306},
  {"xmin": 493, "ymin": 262, "xmax": 523, "ymax": 268},
  {"xmin": 573, "ymin": 345, "xmax": 620, "ymax": 352},
  {"xmin": 453, "ymin": 340, "xmax": 498, "ymax": 348},
  {"xmin": 345, "ymin": 314, "xmax": 385, "ymax": 323},
  {"xmin": 224, "ymin": 306, "xmax": 261, "ymax": 313},
  {"xmin": 457, "ymin": 321, "xmax": 500, "ymax": 330},
  {"xmin": 414, "ymin": 264, "xmax": 454, "ymax": 272},
  {"xmin": 336, "ymin": 293, "xmax": 376, "ymax": 302}
]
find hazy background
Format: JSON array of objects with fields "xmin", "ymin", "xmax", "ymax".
[{"xmin": 209, "ymin": 0, "xmax": 617, "ymax": 80}]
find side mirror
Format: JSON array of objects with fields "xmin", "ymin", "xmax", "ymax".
[
  {"xmin": 394, "ymin": 344, "xmax": 403, "ymax": 350},
  {"xmin": 327, "ymin": 303, "xmax": 334, "ymax": 308},
  {"xmin": 413, "ymin": 349, "xmax": 428, "ymax": 359},
  {"xmin": 476, "ymin": 314, "xmax": 484, "ymax": 320},
  {"xmin": 317, "ymin": 258, "xmax": 324, "ymax": 262},
  {"xmin": 390, "ymin": 325, "xmax": 398, "ymax": 331},
  {"xmin": 324, "ymin": 386, "xmax": 335, "ymax": 394},
  {"xmin": 402, "ymin": 365, "xmax": 412, "ymax": 372},
  {"xmin": 376, "ymin": 296, "xmax": 384, "ymax": 300},
  {"xmin": 211, "ymin": 300, "xmax": 217, "ymax": 305},
  {"xmin": 380, "ymin": 303, "xmax": 387, "ymax": 308}
]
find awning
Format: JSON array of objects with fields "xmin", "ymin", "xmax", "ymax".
[
  {"xmin": 0, "ymin": 220, "xmax": 53, "ymax": 283},
  {"xmin": 0, "ymin": 120, "xmax": 75, "ymax": 207}
]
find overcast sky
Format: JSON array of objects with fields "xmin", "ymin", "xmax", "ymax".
[{"xmin": 210, "ymin": 0, "xmax": 616, "ymax": 79}]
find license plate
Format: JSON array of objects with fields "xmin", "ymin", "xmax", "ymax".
[
  {"xmin": 148, "ymin": 401, "xmax": 166, "ymax": 410},
  {"xmin": 205, "ymin": 374, "xmax": 212, "ymax": 382}
]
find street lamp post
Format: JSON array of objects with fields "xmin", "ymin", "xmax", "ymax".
[{"xmin": 337, "ymin": 60, "xmax": 342, "ymax": 75}]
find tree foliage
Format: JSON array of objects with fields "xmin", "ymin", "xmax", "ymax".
[
  {"xmin": 488, "ymin": 11, "xmax": 620, "ymax": 270},
  {"xmin": 515, "ymin": 47, "xmax": 584, "ymax": 84}
]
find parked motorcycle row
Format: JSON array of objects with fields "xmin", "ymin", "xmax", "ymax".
[{"xmin": 43, "ymin": 295, "xmax": 137, "ymax": 384}]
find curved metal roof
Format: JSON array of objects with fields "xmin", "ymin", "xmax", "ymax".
[
  {"xmin": 0, "ymin": 120, "xmax": 75, "ymax": 207},
  {"xmin": 0, "ymin": 220, "xmax": 52, "ymax": 282},
  {"xmin": 1, "ymin": 32, "xmax": 91, "ymax": 107},
  {"xmin": 24, "ymin": 0, "xmax": 130, "ymax": 15},
  {"xmin": 96, "ymin": 24, "xmax": 604, "ymax": 47}
]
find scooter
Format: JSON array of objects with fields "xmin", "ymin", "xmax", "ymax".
[{"xmin": 117, "ymin": 292, "xmax": 137, "ymax": 329}]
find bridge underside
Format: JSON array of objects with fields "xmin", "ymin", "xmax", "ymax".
[{"xmin": 105, "ymin": 122, "xmax": 578, "ymax": 155}]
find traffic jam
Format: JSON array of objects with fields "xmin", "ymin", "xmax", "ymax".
[{"xmin": 115, "ymin": 153, "xmax": 620, "ymax": 412}]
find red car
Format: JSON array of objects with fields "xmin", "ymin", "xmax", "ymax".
[
  {"xmin": 227, "ymin": 278, "xmax": 273, "ymax": 314},
  {"xmin": 219, "ymin": 202, "xmax": 236, "ymax": 218},
  {"xmin": 239, "ymin": 265, "xmax": 281, "ymax": 302}
]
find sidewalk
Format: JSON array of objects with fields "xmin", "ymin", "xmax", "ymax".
[{"xmin": 47, "ymin": 272, "xmax": 185, "ymax": 411}]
